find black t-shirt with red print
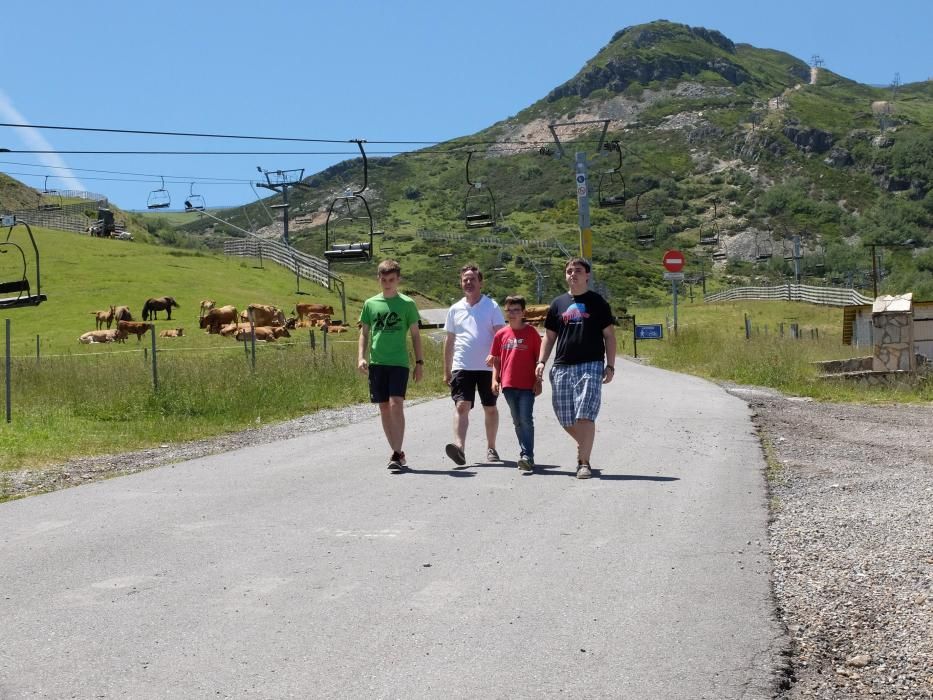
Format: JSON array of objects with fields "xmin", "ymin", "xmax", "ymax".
[{"xmin": 544, "ymin": 290, "xmax": 613, "ymax": 366}]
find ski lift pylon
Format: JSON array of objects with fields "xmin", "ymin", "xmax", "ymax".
[
  {"xmin": 463, "ymin": 151, "xmax": 496, "ymax": 229},
  {"xmin": 0, "ymin": 217, "xmax": 47, "ymax": 309},
  {"xmin": 147, "ymin": 176, "xmax": 171, "ymax": 209},
  {"xmin": 324, "ymin": 140, "xmax": 376, "ymax": 262}
]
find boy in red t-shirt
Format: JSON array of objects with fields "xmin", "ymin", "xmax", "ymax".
[{"xmin": 490, "ymin": 295, "xmax": 542, "ymax": 472}]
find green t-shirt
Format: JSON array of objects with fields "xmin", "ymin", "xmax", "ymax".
[{"xmin": 359, "ymin": 292, "xmax": 420, "ymax": 367}]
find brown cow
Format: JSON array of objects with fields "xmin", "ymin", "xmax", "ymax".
[
  {"xmin": 234, "ymin": 325, "xmax": 291, "ymax": 342},
  {"xmin": 79, "ymin": 328, "xmax": 128, "ymax": 344},
  {"xmin": 159, "ymin": 328, "xmax": 184, "ymax": 338},
  {"xmin": 117, "ymin": 320, "xmax": 153, "ymax": 342},
  {"xmin": 114, "ymin": 305, "xmax": 133, "ymax": 322},
  {"xmin": 219, "ymin": 322, "xmax": 253, "ymax": 337},
  {"xmin": 241, "ymin": 304, "xmax": 285, "ymax": 327},
  {"xmin": 295, "ymin": 303, "xmax": 334, "ymax": 321},
  {"xmin": 325, "ymin": 325, "xmax": 349, "ymax": 334},
  {"xmin": 200, "ymin": 305, "xmax": 239, "ymax": 334},
  {"xmin": 90, "ymin": 306, "xmax": 115, "ymax": 330}
]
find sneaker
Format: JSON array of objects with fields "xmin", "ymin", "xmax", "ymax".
[
  {"xmin": 486, "ymin": 448, "xmax": 501, "ymax": 462},
  {"xmin": 388, "ymin": 452, "xmax": 403, "ymax": 472},
  {"xmin": 576, "ymin": 462, "xmax": 592, "ymax": 479},
  {"xmin": 517, "ymin": 457, "xmax": 533, "ymax": 472},
  {"xmin": 398, "ymin": 451, "xmax": 407, "ymax": 467},
  {"xmin": 445, "ymin": 443, "xmax": 466, "ymax": 466}
]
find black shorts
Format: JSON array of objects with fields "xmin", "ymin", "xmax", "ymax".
[
  {"xmin": 450, "ymin": 369, "xmax": 497, "ymax": 408},
  {"xmin": 369, "ymin": 365, "xmax": 410, "ymax": 403}
]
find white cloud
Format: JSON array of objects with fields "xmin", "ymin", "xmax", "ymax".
[{"xmin": 0, "ymin": 89, "xmax": 86, "ymax": 192}]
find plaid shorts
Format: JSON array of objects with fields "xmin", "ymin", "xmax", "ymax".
[{"xmin": 550, "ymin": 361, "xmax": 603, "ymax": 427}]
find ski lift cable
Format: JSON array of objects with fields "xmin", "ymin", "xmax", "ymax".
[
  {"xmin": 0, "ymin": 121, "xmax": 623, "ymax": 149},
  {"xmin": 250, "ymin": 183, "xmax": 278, "ymax": 225},
  {"xmin": 0, "ymin": 160, "xmax": 254, "ymax": 183}
]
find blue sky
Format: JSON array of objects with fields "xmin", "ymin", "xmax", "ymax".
[{"xmin": 1, "ymin": 0, "xmax": 930, "ymax": 211}]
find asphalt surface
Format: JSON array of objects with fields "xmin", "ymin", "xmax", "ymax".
[{"xmin": 0, "ymin": 358, "xmax": 784, "ymax": 699}]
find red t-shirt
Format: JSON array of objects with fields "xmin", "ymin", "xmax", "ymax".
[{"xmin": 490, "ymin": 324, "xmax": 542, "ymax": 390}]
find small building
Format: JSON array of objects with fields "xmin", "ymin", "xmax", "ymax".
[
  {"xmin": 418, "ymin": 308, "xmax": 449, "ymax": 329},
  {"xmin": 843, "ymin": 294, "xmax": 933, "ymax": 365}
]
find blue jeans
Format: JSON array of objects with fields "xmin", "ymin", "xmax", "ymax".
[{"xmin": 502, "ymin": 388, "xmax": 535, "ymax": 460}]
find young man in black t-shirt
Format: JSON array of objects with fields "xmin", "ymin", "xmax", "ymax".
[{"xmin": 535, "ymin": 257, "xmax": 617, "ymax": 479}]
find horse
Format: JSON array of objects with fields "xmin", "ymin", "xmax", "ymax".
[{"xmin": 142, "ymin": 296, "xmax": 180, "ymax": 321}]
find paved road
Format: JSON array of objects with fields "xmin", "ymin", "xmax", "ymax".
[{"xmin": 0, "ymin": 359, "xmax": 783, "ymax": 699}]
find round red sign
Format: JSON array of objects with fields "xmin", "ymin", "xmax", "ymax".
[{"xmin": 663, "ymin": 249, "xmax": 685, "ymax": 272}]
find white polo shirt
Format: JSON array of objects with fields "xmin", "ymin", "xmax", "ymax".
[{"xmin": 444, "ymin": 295, "xmax": 505, "ymax": 371}]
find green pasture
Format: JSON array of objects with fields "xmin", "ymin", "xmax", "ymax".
[
  {"xmin": 0, "ymin": 226, "xmax": 378, "ymax": 354},
  {"xmin": 625, "ymin": 298, "xmax": 932, "ymax": 402}
]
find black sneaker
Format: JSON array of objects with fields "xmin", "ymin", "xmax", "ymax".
[
  {"xmin": 388, "ymin": 452, "xmax": 403, "ymax": 472},
  {"xmin": 576, "ymin": 462, "xmax": 592, "ymax": 479},
  {"xmin": 445, "ymin": 443, "xmax": 466, "ymax": 466}
]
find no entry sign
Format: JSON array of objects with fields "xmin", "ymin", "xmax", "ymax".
[{"xmin": 663, "ymin": 249, "xmax": 685, "ymax": 272}]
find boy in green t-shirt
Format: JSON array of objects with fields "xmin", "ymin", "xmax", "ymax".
[{"xmin": 358, "ymin": 259, "xmax": 424, "ymax": 472}]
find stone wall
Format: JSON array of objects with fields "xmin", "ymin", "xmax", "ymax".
[{"xmin": 872, "ymin": 311, "xmax": 915, "ymax": 371}]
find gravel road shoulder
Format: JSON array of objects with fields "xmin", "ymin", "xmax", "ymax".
[{"xmin": 729, "ymin": 385, "xmax": 933, "ymax": 699}]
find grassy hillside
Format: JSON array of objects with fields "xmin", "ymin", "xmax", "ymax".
[{"xmin": 164, "ymin": 20, "xmax": 932, "ymax": 307}]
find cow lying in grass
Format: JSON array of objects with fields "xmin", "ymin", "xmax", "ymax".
[
  {"xmin": 159, "ymin": 328, "xmax": 184, "ymax": 338},
  {"xmin": 79, "ymin": 328, "xmax": 128, "ymax": 344},
  {"xmin": 117, "ymin": 320, "xmax": 153, "ymax": 342},
  {"xmin": 233, "ymin": 325, "xmax": 291, "ymax": 342}
]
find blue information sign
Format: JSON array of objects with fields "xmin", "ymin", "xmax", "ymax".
[{"xmin": 635, "ymin": 324, "xmax": 663, "ymax": 340}]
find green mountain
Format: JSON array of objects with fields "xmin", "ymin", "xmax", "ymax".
[{"xmin": 20, "ymin": 21, "xmax": 933, "ymax": 305}]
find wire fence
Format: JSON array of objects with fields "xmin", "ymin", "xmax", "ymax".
[{"xmin": 704, "ymin": 283, "xmax": 872, "ymax": 307}]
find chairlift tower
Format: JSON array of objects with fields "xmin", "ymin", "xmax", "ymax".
[
  {"xmin": 256, "ymin": 167, "xmax": 305, "ymax": 247},
  {"xmin": 543, "ymin": 119, "xmax": 611, "ymax": 287},
  {"xmin": 256, "ymin": 166, "xmax": 310, "ymax": 294}
]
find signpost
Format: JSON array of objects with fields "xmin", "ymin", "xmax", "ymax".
[
  {"xmin": 626, "ymin": 314, "xmax": 663, "ymax": 359},
  {"xmin": 663, "ymin": 250, "xmax": 685, "ymax": 334}
]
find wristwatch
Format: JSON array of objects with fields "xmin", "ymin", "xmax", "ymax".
[{"xmin": 415, "ymin": 360, "xmax": 424, "ymax": 365}]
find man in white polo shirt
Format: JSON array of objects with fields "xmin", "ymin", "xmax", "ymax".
[{"xmin": 443, "ymin": 264, "xmax": 505, "ymax": 466}]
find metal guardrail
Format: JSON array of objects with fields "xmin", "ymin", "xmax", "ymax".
[
  {"xmin": 222, "ymin": 238, "xmax": 331, "ymax": 288},
  {"xmin": 704, "ymin": 284, "xmax": 872, "ymax": 307}
]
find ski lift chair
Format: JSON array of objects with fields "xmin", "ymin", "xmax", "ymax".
[
  {"xmin": 0, "ymin": 218, "xmax": 47, "ymax": 309},
  {"xmin": 635, "ymin": 222, "xmax": 655, "ymax": 247},
  {"xmin": 755, "ymin": 232, "xmax": 774, "ymax": 263},
  {"xmin": 184, "ymin": 182, "xmax": 205, "ymax": 211},
  {"xmin": 37, "ymin": 176, "xmax": 62, "ymax": 211},
  {"xmin": 597, "ymin": 142, "xmax": 626, "ymax": 208},
  {"xmin": 463, "ymin": 151, "xmax": 496, "ymax": 229},
  {"xmin": 810, "ymin": 243, "xmax": 826, "ymax": 273},
  {"xmin": 147, "ymin": 176, "xmax": 171, "ymax": 209},
  {"xmin": 324, "ymin": 140, "xmax": 376, "ymax": 262},
  {"xmin": 627, "ymin": 191, "xmax": 648, "ymax": 222},
  {"xmin": 699, "ymin": 223, "xmax": 719, "ymax": 246}
]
